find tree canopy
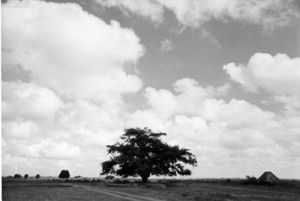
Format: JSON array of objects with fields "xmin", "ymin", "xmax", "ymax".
[
  {"xmin": 58, "ymin": 170, "xmax": 70, "ymax": 179},
  {"xmin": 14, "ymin": 174, "xmax": 21, "ymax": 178},
  {"xmin": 101, "ymin": 127, "xmax": 197, "ymax": 182}
]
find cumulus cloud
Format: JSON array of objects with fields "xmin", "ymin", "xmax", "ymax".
[
  {"xmin": 95, "ymin": 0, "xmax": 299, "ymax": 29},
  {"xmin": 2, "ymin": 82, "xmax": 63, "ymax": 121},
  {"xmin": 125, "ymin": 78, "xmax": 300, "ymax": 178},
  {"xmin": 224, "ymin": 53, "xmax": 300, "ymax": 95},
  {"xmin": 224, "ymin": 53, "xmax": 300, "ymax": 119},
  {"xmin": 2, "ymin": 0, "xmax": 299, "ymax": 179},
  {"xmin": 223, "ymin": 54, "xmax": 300, "ymax": 172},
  {"xmin": 2, "ymin": 0, "xmax": 144, "ymax": 176},
  {"xmin": 130, "ymin": 78, "xmax": 231, "ymax": 122},
  {"xmin": 2, "ymin": 0, "xmax": 144, "ymax": 99},
  {"xmin": 2, "ymin": 120, "xmax": 39, "ymax": 139},
  {"xmin": 222, "ymin": 53, "xmax": 300, "ymax": 176}
]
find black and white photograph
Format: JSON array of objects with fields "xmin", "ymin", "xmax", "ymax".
[{"xmin": 2, "ymin": 0, "xmax": 300, "ymax": 200}]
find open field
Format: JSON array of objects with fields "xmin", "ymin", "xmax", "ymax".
[{"xmin": 2, "ymin": 179, "xmax": 300, "ymax": 201}]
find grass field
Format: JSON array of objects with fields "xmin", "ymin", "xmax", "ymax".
[{"xmin": 2, "ymin": 179, "xmax": 300, "ymax": 201}]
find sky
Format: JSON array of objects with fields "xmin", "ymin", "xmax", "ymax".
[{"xmin": 1, "ymin": 0, "xmax": 300, "ymax": 179}]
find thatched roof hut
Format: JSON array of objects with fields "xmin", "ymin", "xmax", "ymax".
[{"xmin": 257, "ymin": 171, "xmax": 279, "ymax": 185}]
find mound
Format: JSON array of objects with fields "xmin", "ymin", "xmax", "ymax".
[{"xmin": 257, "ymin": 171, "xmax": 279, "ymax": 185}]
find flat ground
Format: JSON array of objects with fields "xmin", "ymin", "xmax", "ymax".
[{"xmin": 2, "ymin": 180, "xmax": 300, "ymax": 201}]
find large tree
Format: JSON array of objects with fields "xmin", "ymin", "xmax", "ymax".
[{"xmin": 101, "ymin": 127, "xmax": 197, "ymax": 182}]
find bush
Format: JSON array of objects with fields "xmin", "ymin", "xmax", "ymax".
[
  {"xmin": 14, "ymin": 174, "xmax": 22, "ymax": 178},
  {"xmin": 225, "ymin": 179, "xmax": 231, "ymax": 183},
  {"xmin": 244, "ymin": 175, "xmax": 257, "ymax": 185},
  {"xmin": 36, "ymin": 174, "xmax": 40, "ymax": 179},
  {"xmin": 24, "ymin": 174, "xmax": 29, "ymax": 179}
]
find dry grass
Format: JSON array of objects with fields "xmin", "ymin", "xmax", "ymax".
[
  {"xmin": 2, "ymin": 182, "xmax": 125, "ymax": 201},
  {"xmin": 2, "ymin": 179, "xmax": 300, "ymax": 201}
]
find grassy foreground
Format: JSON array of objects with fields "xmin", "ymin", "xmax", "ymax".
[{"xmin": 2, "ymin": 178, "xmax": 300, "ymax": 201}]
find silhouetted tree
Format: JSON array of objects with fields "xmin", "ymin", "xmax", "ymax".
[
  {"xmin": 14, "ymin": 174, "xmax": 21, "ymax": 178},
  {"xmin": 58, "ymin": 170, "xmax": 70, "ymax": 179},
  {"xmin": 101, "ymin": 127, "xmax": 197, "ymax": 183},
  {"xmin": 24, "ymin": 174, "xmax": 29, "ymax": 179},
  {"xmin": 244, "ymin": 175, "xmax": 258, "ymax": 185},
  {"xmin": 36, "ymin": 174, "xmax": 40, "ymax": 179}
]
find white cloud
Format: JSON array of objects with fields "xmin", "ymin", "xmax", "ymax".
[
  {"xmin": 224, "ymin": 52, "xmax": 300, "ymax": 133},
  {"xmin": 2, "ymin": 0, "xmax": 299, "ymax": 179},
  {"xmin": 220, "ymin": 52, "xmax": 300, "ymax": 177},
  {"xmin": 160, "ymin": 39, "xmax": 174, "ymax": 51},
  {"xmin": 39, "ymin": 140, "xmax": 81, "ymax": 160},
  {"xmin": 95, "ymin": 0, "xmax": 299, "ymax": 29},
  {"xmin": 125, "ymin": 78, "xmax": 300, "ymax": 178},
  {"xmin": 2, "ymin": 0, "xmax": 144, "ymax": 99},
  {"xmin": 134, "ymin": 78, "xmax": 230, "ymax": 122},
  {"xmin": 224, "ymin": 53, "xmax": 300, "ymax": 95},
  {"xmin": 2, "ymin": 120, "xmax": 38, "ymax": 139},
  {"xmin": 2, "ymin": 0, "xmax": 144, "ymax": 177},
  {"xmin": 2, "ymin": 82, "xmax": 63, "ymax": 121},
  {"xmin": 6, "ymin": 139, "xmax": 81, "ymax": 160},
  {"xmin": 144, "ymin": 88, "xmax": 177, "ymax": 119}
]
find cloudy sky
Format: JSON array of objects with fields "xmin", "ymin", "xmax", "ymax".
[{"xmin": 2, "ymin": 0, "xmax": 300, "ymax": 179}]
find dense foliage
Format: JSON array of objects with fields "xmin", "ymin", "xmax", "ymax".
[
  {"xmin": 101, "ymin": 127, "xmax": 197, "ymax": 182},
  {"xmin": 14, "ymin": 174, "xmax": 21, "ymax": 178},
  {"xmin": 58, "ymin": 170, "xmax": 70, "ymax": 179}
]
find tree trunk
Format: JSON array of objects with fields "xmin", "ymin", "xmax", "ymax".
[
  {"xmin": 141, "ymin": 175, "xmax": 149, "ymax": 183},
  {"xmin": 140, "ymin": 172, "xmax": 150, "ymax": 183}
]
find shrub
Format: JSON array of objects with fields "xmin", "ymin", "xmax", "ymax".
[
  {"xmin": 244, "ymin": 175, "xmax": 257, "ymax": 185},
  {"xmin": 14, "ymin": 174, "xmax": 22, "ymax": 178},
  {"xmin": 225, "ymin": 179, "xmax": 231, "ymax": 183},
  {"xmin": 24, "ymin": 174, "xmax": 29, "ymax": 179},
  {"xmin": 36, "ymin": 174, "xmax": 40, "ymax": 179}
]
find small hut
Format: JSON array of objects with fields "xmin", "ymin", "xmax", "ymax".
[{"xmin": 257, "ymin": 171, "xmax": 279, "ymax": 185}]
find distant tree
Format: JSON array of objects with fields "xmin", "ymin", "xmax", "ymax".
[
  {"xmin": 14, "ymin": 174, "xmax": 22, "ymax": 179},
  {"xmin": 24, "ymin": 174, "xmax": 29, "ymax": 179},
  {"xmin": 101, "ymin": 127, "xmax": 197, "ymax": 183},
  {"xmin": 36, "ymin": 174, "xmax": 40, "ymax": 179},
  {"xmin": 58, "ymin": 170, "xmax": 70, "ymax": 179},
  {"xmin": 244, "ymin": 175, "xmax": 257, "ymax": 185}
]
